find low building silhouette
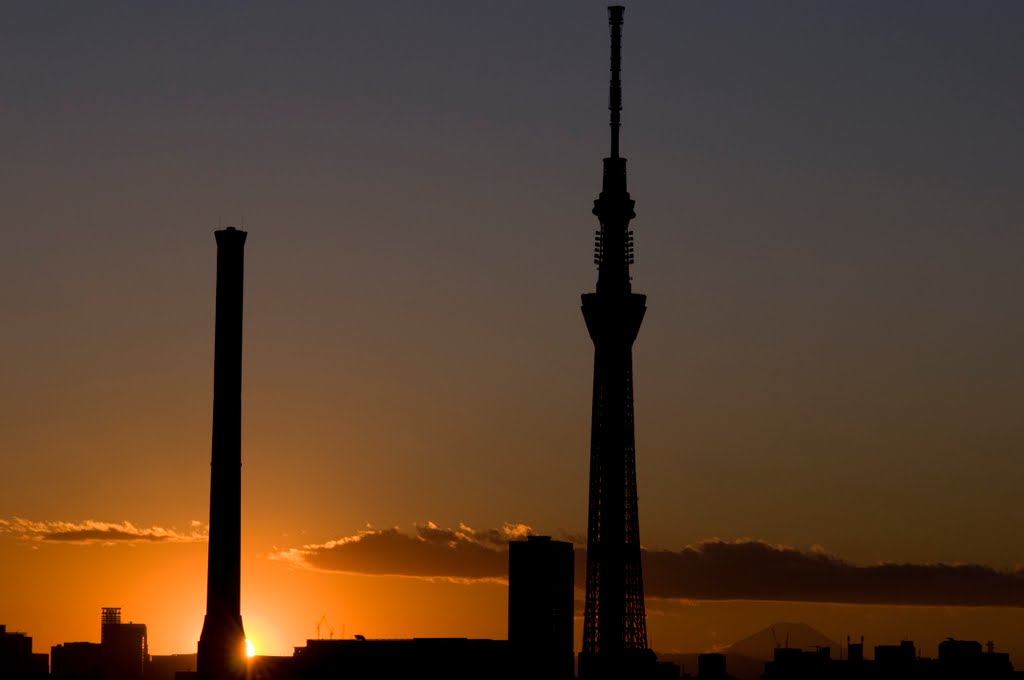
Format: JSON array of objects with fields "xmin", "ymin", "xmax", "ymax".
[
  {"xmin": 848, "ymin": 638, "xmax": 865, "ymax": 664},
  {"xmin": 51, "ymin": 608, "xmax": 150, "ymax": 680},
  {"xmin": 101, "ymin": 608, "xmax": 148, "ymax": 680},
  {"xmin": 873, "ymin": 639, "xmax": 916, "ymax": 669},
  {"xmin": 762, "ymin": 645, "xmax": 834, "ymax": 679},
  {"xmin": 508, "ymin": 536, "xmax": 575, "ymax": 680},
  {"xmin": 761, "ymin": 637, "xmax": 1020, "ymax": 679},
  {"xmin": 937, "ymin": 639, "xmax": 1012, "ymax": 677},
  {"xmin": 51, "ymin": 642, "xmax": 102, "ymax": 680},
  {"xmin": 694, "ymin": 652, "xmax": 737, "ymax": 679},
  {"xmin": 290, "ymin": 637, "xmax": 520, "ymax": 680},
  {"xmin": 146, "ymin": 654, "xmax": 198, "ymax": 680},
  {"xmin": 0, "ymin": 625, "xmax": 48, "ymax": 680}
]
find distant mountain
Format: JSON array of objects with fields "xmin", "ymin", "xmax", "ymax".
[
  {"xmin": 655, "ymin": 622, "xmax": 841, "ymax": 680},
  {"xmin": 727, "ymin": 622, "xmax": 840, "ymax": 661}
]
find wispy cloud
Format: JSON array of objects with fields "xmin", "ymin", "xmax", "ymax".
[
  {"xmin": 271, "ymin": 522, "xmax": 533, "ymax": 583},
  {"xmin": 0, "ymin": 517, "xmax": 207, "ymax": 545}
]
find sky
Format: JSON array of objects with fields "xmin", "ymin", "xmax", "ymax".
[{"xmin": 1, "ymin": 0, "xmax": 1023, "ymax": 664}]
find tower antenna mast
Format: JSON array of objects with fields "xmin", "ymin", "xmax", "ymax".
[{"xmin": 609, "ymin": 5, "xmax": 623, "ymax": 159}]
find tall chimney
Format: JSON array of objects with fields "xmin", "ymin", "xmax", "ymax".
[{"xmin": 198, "ymin": 227, "xmax": 247, "ymax": 679}]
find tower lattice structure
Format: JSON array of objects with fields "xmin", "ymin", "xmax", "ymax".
[{"xmin": 580, "ymin": 7, "xmax": 653, "ymax": 676}]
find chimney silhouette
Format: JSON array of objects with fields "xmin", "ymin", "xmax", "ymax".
[{"xmin": 197, "ymin": 227, "xmax": 247, "ymax": 679}]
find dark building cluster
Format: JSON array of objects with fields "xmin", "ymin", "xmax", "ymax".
[
  {"xmin": 6, "ymin": 611, "xmax": 1022, "ymax": 680},
  {"xmin": 2, "ymin": 608, "xmax": 195, "ymax": 680},
  {"xmin": 762, "ymin": 638, "xmax": 1021, "ymax": 680},
  {"xmin": 0, "ymin": 624, "xmax": 48, "ymax": 680},
  {"xmin": 50, "ymin": 609, "xmax": 148, "ymax": 680}
]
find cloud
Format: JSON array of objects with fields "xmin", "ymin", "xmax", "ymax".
[
  {"xmin": 0, "ymin": 517, "xmax": 207, "ymax": 545},
  {"xmin": 640, "ymin": 539, "xmax": 1024, "ymax": 608},
  {"xmin": 271, "ymin": 522, "xmax": 533, "ymax": 583},
  {"xmin": 272, "ymin": 528, "xmax": 1024, "ymax": 608}
]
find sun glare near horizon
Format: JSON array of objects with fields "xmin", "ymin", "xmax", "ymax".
[{"xmin": 245, "ymin": 639, "xmax": 256, "ymax": 658}]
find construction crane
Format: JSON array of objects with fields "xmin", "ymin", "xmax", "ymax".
[
  {"xmin": 315, "ymin": 615, "xmax": 335, "ymax": 640},
  {"xmin": 770, "ymin": 626, "xmax": 786, "ymax": 655}
]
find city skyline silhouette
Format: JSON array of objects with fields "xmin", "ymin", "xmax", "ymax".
[{"xmin": 2, "ymin": 1, "xmax": 1023, "ymax": 673}]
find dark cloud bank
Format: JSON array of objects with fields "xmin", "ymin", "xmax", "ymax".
[
  {"xmin": 642, "ymin": 541, "xmax": 1024, "ymax": 607},
  {"xmin": 276, "ymin": 524, "xmax": 512, "ymax": 582},
  {"xmin": 274, "ymin": 525, "xmax": 1024, "ymax": 608}
]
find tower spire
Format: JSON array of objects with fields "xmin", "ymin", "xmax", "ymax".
[{"xmin": 594, "ymin": 5, "xmax": 635, "ymax": 296}]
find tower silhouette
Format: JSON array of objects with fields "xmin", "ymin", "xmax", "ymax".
[
  {"xmin": 579, "ymin": 7, "xmax": 655, "ymax": 679},
  {"xmin": 197, "ymin": 227, "xmax": 248, "ymax": 679}
]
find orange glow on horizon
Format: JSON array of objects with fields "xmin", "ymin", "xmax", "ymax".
[{"xmin": 245, "ymin": 639, "xmax": 256, "ymax": 658}]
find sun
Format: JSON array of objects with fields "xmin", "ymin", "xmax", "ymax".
[{"xmin": 245, "ymin": 639, "xmax": 256, "ymax": 658}]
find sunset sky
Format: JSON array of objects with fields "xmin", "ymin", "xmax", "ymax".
[{"xmin": 2, "ymin": 1, "xmax": 1023, "ymax": 664}]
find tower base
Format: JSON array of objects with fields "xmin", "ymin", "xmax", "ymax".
[{"xmin": 197, "ymin": 614, "xmax": 246, "ymax": 680}]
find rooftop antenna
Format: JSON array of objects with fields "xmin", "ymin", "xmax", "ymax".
[{"xmin": 608, "ymin": 5, "xmax": 624, "ymax": 159}]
